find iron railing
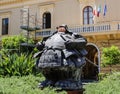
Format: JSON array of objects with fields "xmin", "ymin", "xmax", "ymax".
[
  {"xmin": 35, "ymin": 22, "xmax": 120, "ymax": 37},
  {"xmin": 0, "ymin": 22, "xmax": 120, "ymax": 40}
]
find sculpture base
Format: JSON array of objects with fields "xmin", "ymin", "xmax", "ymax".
[
  {"xmin": 55, "ymin": 80, "xmax": 82, "ymax": 90},
  {"xmin": 67, "ymin": 88, "xmax": 85, "ymax": 94}
]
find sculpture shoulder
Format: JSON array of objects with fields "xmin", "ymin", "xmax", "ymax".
[
  {"xmin": 72, "ymin": 33, "xmax": 84, "ymax": 38},
  {"xmin": 72, "ymin": 33, "xmax": 87, "ymax": 42}
]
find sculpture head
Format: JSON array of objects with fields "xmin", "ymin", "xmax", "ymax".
[{"xmin": 56, "ymin": 24, "xmax": 68, "ymax": 32}]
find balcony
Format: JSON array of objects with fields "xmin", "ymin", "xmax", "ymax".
[{"xmin": 33, "ymin": 22, "xmax": 120, "ymax": 41}]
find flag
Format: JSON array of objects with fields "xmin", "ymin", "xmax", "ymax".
[
  {"xmin": 97, "ymin": 5, "xmax": 101, "ymax": 17},
  {"xmin": 93, "ymin": 5, "xmax": 97, "ymax": 21},
  {"xmin": 93, "ymin": 5, "xmax": 97, "ymax": 16},
  {"xmin": 103, "ymin": 4, "xmax": 107, "ymax": 16}
]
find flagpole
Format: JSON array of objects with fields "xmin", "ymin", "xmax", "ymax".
[
  {"xmin": 103, "ymin": 0, "xmax": 107, "ymax": 22},
  {"xmin": 105, "ymin": 0, "xmax": 106, "ymax": 4}
]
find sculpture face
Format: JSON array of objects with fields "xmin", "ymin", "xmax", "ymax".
[
  {"xmin": 57, "ymin": 26, "xmax": 66, "ymax": 32},
  {"xmin": 35, "ymin": 29, "xmax": 87, "ymax": 90}
]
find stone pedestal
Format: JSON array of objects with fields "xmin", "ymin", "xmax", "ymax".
[{"xmin": 67, "ymin": 89, "xmax": 85, "ymax": 94}]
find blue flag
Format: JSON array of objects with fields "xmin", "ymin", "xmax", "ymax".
[{"xmin": 103, "ymin": 4, "xmax": 107, "ymax": 16}]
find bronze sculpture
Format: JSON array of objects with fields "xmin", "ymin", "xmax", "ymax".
[{"xmin": 34, "ymin": 24, "xmax": 87, "ymax": 90}]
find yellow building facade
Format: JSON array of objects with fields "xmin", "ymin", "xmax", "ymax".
[{"xmin": 0, "ymin": 0, "xmax": 120, "ymax": 80}]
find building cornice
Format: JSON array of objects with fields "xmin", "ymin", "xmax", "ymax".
[
  {"xmin": 78, "ymin": 0, "xmax": 95, "ymax": 3},
  {"xmin": 0, "ymin": 0, "xmax": 59, "ymax": 10},
  {"xmin": 0, "ymin": 0, "xmax": 30, "ymax": 5},
  {"xmin": 0, "ymin": 0, "xmax": 60, "ymax": 6}
]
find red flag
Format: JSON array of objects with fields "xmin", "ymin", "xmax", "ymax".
[
  {"xmin": 93, "ymin": 5, "xmax": 97, "ymax": 20},
  {"xmin": 93, "ymin": 5, "xmax": 97, "ymax": 16}
]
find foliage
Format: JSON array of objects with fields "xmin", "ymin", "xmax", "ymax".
[
  {"xmin": 101, "ymin": 45, "xmax": 120, "ymax": 66},
  {"xmin": 98, "ymin": 73, "xmax": 110, "ymax": 80},
  {"xmin": 0, "ymin": 52, "xmax": 36, "ymax": 77},
  {"xmin": 84, "ymin": 72, "xmax": 120, "ymax": 94},
  {"xmin": 0, "ymin": 75, "xmax": 66, "ymax": 94},
  {"xmin": 2, "ymin": 35, "xmax": 34, "ymax": 49},
  {"xmin": 1, "ymin": 35, "xmax": 36, "ymax": 54},
  {"xmin": 0, "ymin": 72, "xmax": 120, "ymax": 94},
  {"xmin": 0, "ymin": 34, "xmax": 40, "ymax": 77}
]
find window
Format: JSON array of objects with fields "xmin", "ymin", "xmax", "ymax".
[
  {"xmin": 2, "ymin": 18, "xmax": 9, "ymax": 35},
  {"xmin": 83, "ymin": 6, "xmax": 93, "ymax": 25},
  {"xmin": 42, "ymin": 12, "xmax": 51, "ymax": 29}
]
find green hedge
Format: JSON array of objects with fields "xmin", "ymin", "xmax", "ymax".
[
  {"xmin": 0, "ymin": 52, "xmax": 36, "ymax": 76},
  {"xmin": 0, "ymin": 35, "xmax": 39, "ymax": 77},
  {"xmin": 101, "ymin": 45, "xmax": 120, "ymax": 66},
  {"xmin": 1, "ymin": 35, "xmax": 36, "ymax": 54},
  {"xmin": 2, "ymin": 35, "xmax": 34, "ymax": 49}
]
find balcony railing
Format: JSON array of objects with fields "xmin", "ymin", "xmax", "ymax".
[
  {"xmin": 118, "ymin": 24, "xmax": 120, "ymax": 30},
  {"xmin": 69, "ymin": 24, "xmax": 111, "ymax": 33},
  {"xmin": 34, "ymin": 22, "xmax": 120, "ymax": 37}
]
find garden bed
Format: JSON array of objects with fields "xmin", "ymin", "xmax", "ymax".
[{"xmin": 100, "ymin": 64, "xmax": 120, "ymax": 73}]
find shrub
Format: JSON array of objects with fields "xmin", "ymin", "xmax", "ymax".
[
  {"xmin": 101, "ymin": 45, "xmax": 120, "ymax": 66},
  {"xmin": 2, "ymin": 35, "xmax": 34, "ymax": 49},
  {"xmin": 0, "ymin": 52, "xmax": 36, "ymax": 76},
  {"xmin": 0, "ymin": 34, "xmax": 40, "ymax": 77},
  {"xmin": 2, "ymin": 35, "xmax": 35, "ymax": 53}
]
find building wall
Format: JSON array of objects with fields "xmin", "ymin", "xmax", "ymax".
[
  {"xmin": 96, "ymin": 0, "xmax": 120, "ymax": 23},
  {"xmin": 0, "ymin": 0, "xmax": 120, "ymax": 39},
  {"xmin": 0, "ymin": 0, "xmax": 120, "ymax": 73},
  {"xmin": 0, "ymin": 7, "xmax": 22, "ymax": 35},
  {"xmin": 0, "ymin": 12, "xmax": 11, "ymax": 35},
  {"xmin": 53, "ymin": 0, "xmax": 80, "ymax": 26},
  {"xmin": 10, "ymin": 8, "xmax": 21, "ymax": 35}
]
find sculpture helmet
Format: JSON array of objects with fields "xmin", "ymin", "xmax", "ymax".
[{"xmin": 57, "ymin": 24, "xmax": 68, "ymax": 31}]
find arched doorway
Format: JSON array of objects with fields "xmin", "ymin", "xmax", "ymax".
[
  {"xmin": 82, "ymin": 43, "xmax": 100, "ymax": 81},
  {"xmin": 42, "ymin": 12, "xmax": 51, "ymax": 29}
]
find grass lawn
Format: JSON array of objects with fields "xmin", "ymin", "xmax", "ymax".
[
  {"xmin": 0, "ymin": 75, "xmax": 66, "ymax": 94},
  {"xmin": 0, "ymin": 72, "xmax": 120, "ymax": 94},
  {"xmin": 84, "ymin": 72, "xmax": 120, "ymax": 94}
]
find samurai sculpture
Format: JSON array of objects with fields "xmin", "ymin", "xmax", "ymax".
[{"xmin": 34, "ymin": 24, "xmax": 88, "ymax": 90}]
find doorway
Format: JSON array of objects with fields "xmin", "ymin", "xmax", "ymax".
[{"xmin": 82, "ymin": 43, "xmax": 100, "ymax": 81}]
